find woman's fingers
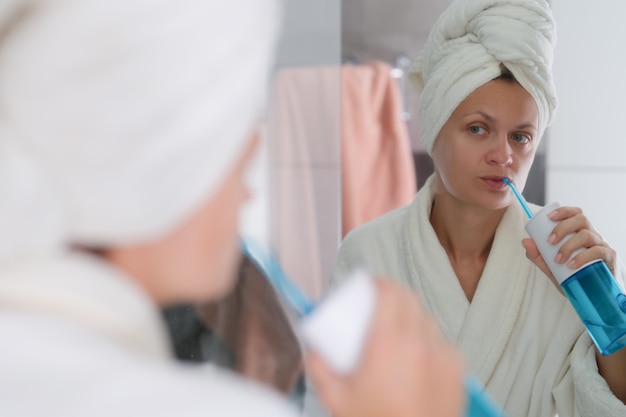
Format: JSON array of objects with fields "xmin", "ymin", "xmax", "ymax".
[
  {"xmin": 547, "ymin": 208, "xmax": 592, "ymax": 245},
  {"xmin": 566, "ymin": 245, "xmax": 617, "ymax": 276},
  {"xmin": 554, "ymin": 228, "xmax": 606, "ymax": 258},
  {"xmin": 306, "ymin": 351, "xmax": 344, "ymax": 413},
  {"xmin": 538, "ymin": 206, "xmax": 617, "ymax": 276}
]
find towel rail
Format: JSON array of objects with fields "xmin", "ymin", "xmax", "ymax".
[
  {"xmin": 341, "ymin": 53, "xmax": 412, "ymax": 122},
  {"xmin": 390, "ymin": 53, "xmax": 411, "ymax": 122}
]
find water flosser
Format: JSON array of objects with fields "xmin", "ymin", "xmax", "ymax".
[
  {"xmin": 300, "ymin": 270, "xmax": 506, "ymax": 417},
  {"xmin": 525, "ymin": 202, "xmax": 626, "ymax": 355}
]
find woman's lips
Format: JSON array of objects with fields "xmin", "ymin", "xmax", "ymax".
[{"xmin": 481, "ymin": 177, "xmax": 507, "ymax": 190}]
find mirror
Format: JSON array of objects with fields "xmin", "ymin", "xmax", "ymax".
[{"xmin": 342, "ymin": 0, "xmax": 546, "ymax": 206}]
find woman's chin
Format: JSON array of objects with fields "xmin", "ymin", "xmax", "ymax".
[{"xmin": 471, "ymin": 194, "xmax": 514, "ymax": 212}]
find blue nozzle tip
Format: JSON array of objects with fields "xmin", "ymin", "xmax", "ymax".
[{"xmin": 502, "ymin": 178, "xmax": 533, "ymax": 219}]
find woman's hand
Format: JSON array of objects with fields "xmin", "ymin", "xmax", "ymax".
[
  {"xmin": 522, "ymin": 206, "xmax": 616, "ymax": 291},
  {"xmin": 522, "ymin": 207, "xmax": 626, "ymax": 402},
  {"xmin": 306, "ymin": 279, "xmax": 465, "ymax": 417}
]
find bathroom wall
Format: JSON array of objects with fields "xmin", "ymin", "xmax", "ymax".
[
  {"xmin": 549, "ymin": 0, "xmax": 626, "ymax": 257},
  {"xmin": 275, "ymin": 0, "xmax": 341, "ymax": 67}
]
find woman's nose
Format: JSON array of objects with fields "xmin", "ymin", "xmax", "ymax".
[{"xmin": 487, "ymin": 136, "xmax": 513, "ymax": 167}]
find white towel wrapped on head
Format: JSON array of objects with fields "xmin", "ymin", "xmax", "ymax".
[
  {"xmin": 0, "ymin": 0, "xmax": 279, "ymax": 263},
  {"xmin": 410, "ymin": 0, "xmax": 558, "ymax": 154}
]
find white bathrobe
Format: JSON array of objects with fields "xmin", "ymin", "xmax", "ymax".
[
  {"xmin": 332, "ymin": 176, "xmax": 626, "ymax": 417},
  {"xmin": 0, "ymin": 252, "xmax": 297, "ymax": 417}
]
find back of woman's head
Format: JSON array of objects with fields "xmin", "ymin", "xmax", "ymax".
[{"xmin": 0, "ymin": 0, "xmax": 279, "ymax": 265}]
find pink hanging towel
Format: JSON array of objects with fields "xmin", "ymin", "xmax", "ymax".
[{"xmin": 341, "ymin": 61, "xmax": 417, "ymax": 237}]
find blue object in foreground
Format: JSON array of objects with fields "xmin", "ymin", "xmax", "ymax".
[
  {"xmin": 465, "ymin": 375, "xmax": 507, "ymax": 417},
  {"xmin": 239, "ymin": 237, "xmax": 508, "ymax": 417},
  {"xmin": 240, "ymin": 237, "xmax": 315, "ymax": 316}
]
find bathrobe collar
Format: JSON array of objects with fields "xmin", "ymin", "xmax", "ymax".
[
  {"xmin": 0, "ymin": 251, "xmax": 172, "ymax": 360},
  {"xmin": 403, "ymin": 175, "xmax": 531, "ymax": 384}
]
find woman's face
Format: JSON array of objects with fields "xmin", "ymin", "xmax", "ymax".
[
  {"xmin": 161, "ymin": 133, "xmax": 259, "ymax": 304},
  {"xmin": 431, "ymin": 79, "xmax": 539, "ymax": 211}
]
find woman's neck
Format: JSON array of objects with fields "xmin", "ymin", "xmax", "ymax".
[
  {"xmin": 429, "ymin": 186, "xmax": 506, "ymax": 301},
  {"xmin": 430, "ymin": 195, "xmax": 505, "ymax": 260}
]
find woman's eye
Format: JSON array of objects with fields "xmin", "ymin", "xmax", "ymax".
[
  {"xmin": 468, "ymin": 126, "xmax": 487, "ymax": 135},
  {"xmin": 512, "ymin": 133, "xmax": 531, "ymax": 144}
]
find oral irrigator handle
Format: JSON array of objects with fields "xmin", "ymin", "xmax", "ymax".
[{"xmin": 299, "ymin": 270, "xmax": 376, "ymax": 373}]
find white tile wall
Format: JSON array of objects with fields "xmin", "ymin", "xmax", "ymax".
[
  {"xmin": 547, "ymin": 171, "xmax": 626, "ymax": 258},
  {"xmin": 550, "ymin": 0, "xmax": 626, "ymax": 168},
  {"xmin": 549, "ymin": 0, "xmax": 626, "ymax": 261},
  {"xmin": 275, "ymin": 0, "xmax": 341, "ymax": 68}
]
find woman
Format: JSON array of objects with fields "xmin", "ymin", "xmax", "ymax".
[
  {"xmin": 0, "ymin": 0, "xmax": 465, "ymax": 416},
  {"xmin": 332, "ymin": 0, "xmax": 626, "ymax": 416}
]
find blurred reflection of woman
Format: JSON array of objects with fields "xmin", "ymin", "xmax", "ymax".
[
  {"xmin": 0, "ymin": 1, "xmax": 465, "ymax": 416},
  {"xmin": 332, "ymin": 0, "xmax": 626, "ymax": 416}
]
